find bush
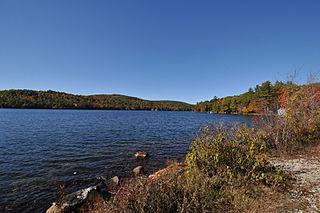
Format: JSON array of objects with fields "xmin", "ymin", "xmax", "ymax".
[
  {"xmin": 185, "ymin": 125, "xmax": 288, "ymax": 187},
  {"xmin": 259, "ymin": 83, "xmax": 320, "ymax": 151},
  {"xmin": 64, "ymin": 82, "xmax": 319, "ymax": 213},
  {"xmin": 102, "ymin": 125, "xmax": 290, "ymax": 213},
  {"xmin": 105, "ymin": 165, "xmax": 236, "ymax": 213}
]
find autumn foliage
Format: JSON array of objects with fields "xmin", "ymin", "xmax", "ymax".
[
  {"xmin": 194, "ymin": 81, "xmax": 287, "ymax": 114},
  {"xmin": 0, "ymin": 89, "xmax": 193, "ymax": 111},
  {"xmin": 258, "ymin": 83, "xmax": 320, "ymax": 150}
]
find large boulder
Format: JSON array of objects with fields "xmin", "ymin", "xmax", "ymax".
[
  {"xmin": 46, "ymin": 185, "xmax": 105, "ymax": 213},
  {"xmin": 64, "ymin": 186, "xmax": 103, "ymax": 207}
]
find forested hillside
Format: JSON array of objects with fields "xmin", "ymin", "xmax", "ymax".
[
  {"xmin": 0, "ymin": 90, "xmax": 193, "ymax": 111},
  {"xmin": 194, "ymin": 81, "xmax": 320, "ymax": 114}
]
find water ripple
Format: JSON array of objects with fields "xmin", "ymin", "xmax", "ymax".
[{"xmin": 0, "ymin": 109, "xmax": 252, "ymax": 212}]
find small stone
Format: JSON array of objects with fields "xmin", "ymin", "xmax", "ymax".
[
  {"xmin": 46, "ymin": 203, "xmax": 68, "ymax": 213},
  {"xmin": 134, "ymin": 152, "xmax": 148, "ymax": 159},
  {"xmin": 111, "ymin": 176, "xmax": 119, "ymax": 185},
  {"xmin": 148, "ymin": 174, "xmax": 155, "ymax": 179},
  {"xmin": 133, "ymin": 166, "xmax": 144, "ymax": 175}
]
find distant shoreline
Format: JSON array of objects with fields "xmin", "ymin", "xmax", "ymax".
[
  {"xmin": 0, "ymin": 89, "xmax": 194, "ymax": 111},
  {"xmin": 0, "ymin": 107, "xmax": 193, "ymax": 111}
]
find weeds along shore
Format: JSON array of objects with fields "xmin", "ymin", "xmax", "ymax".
[{"xmin": 48, "ymin": 83, "xmax": 320, "ymax": 213}]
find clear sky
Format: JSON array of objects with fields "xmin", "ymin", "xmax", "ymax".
[{"xmin": 0, "ymin": 1, "xmax": 319, "ymax": 104}]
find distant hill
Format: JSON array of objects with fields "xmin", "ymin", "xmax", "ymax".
[{"xmin": 0, "ymin": 90, "xmax": 193, "ymax": 111}]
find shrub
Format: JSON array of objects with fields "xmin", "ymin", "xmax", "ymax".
[
  {"xmin": 105, "ymin": 165, "xmax": 235, "ymax": 213},
  {"xmin": 101, "ymin": 125, "xmax": 290, "ymax": 213},
  {"xmin": 185, "ymin": 125, "xmax": 288, "ymax": 187},
  {"xmin": 259, "ymin": 83, "xmax": 320, "ymax": 151}
]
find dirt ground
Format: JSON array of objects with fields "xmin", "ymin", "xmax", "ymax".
[{"xmin": 268, "ymin": 146, "xmax": 320, "ymax": 213}]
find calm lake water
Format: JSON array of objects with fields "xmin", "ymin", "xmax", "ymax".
[{"xmin": 0, "ymin": 109, "xmax": 252, "ymax": 212}]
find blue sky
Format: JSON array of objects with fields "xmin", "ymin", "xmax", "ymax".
[{"xmin": 0, "ymin": 1, "xmax": 319, "ymax": 104}]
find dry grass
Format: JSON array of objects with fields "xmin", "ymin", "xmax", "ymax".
[
  {"xmin": 72, "ymin": 83, "xmax": 320, "ymax": 213},
  {"xmin": 85, "ymin": 126, "xmax": 291, "ymax": 213}
]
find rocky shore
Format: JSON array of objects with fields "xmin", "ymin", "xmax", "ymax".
[
  {"xmin": 46, "ymin": 146, "xmax": 320, "ymax": 213},
  {"xmin": 46, "ymin": 152, "xmax": 183, "ymax": 213}
]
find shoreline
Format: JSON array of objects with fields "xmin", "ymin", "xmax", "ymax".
[
  {"xmin": 46, "ymin": 145, "xmax": 320, "ymax": 213},
  {"xmin": 0, "ymin": 107, "xmax": 193, "ymax": 111},
  {"xmin": 45, "ymin": 161, "xmax": 184, "ymax": 213}
]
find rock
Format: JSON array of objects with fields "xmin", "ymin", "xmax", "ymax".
[
  {"xmin": 46, "ymin": 203, "xmax": 68, "ymax": 213},
  {"xmin": 63, "ymin": 186, "xmax": 103, "ymax": 207},
  {"xmin": 46, "ymin": 186, "xmax": 105, "ymax": 213},
  {"xmin": 148, "ymin": 163, "xmax": 184, "ymax": 181},
  {"xmin": 133, "ymin": 166, "xmax": 144, "ymax": 175},
  {"xmin": 148, "ymin": 174, "xmax": 155, "ymax": 179},
  {"xmin": 110, "ymin": 176, "xmax": 119, "ymax": 185},
  {"xmin": 134, "ymin": 152, "xmax": 148, "ymax": 159}
]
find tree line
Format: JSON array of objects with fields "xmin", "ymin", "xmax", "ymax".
[
  {"xmin": 0, "ymin": 90, "xmax": 193, "ymax": 111},
  {"xmin": 194, "ymin": 81, "xmax": 317, "ymax": 114}
]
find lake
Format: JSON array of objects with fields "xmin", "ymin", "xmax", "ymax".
[{"xmin": 0, "ymin": 109, "xmax": 252, "ymax": 212}]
